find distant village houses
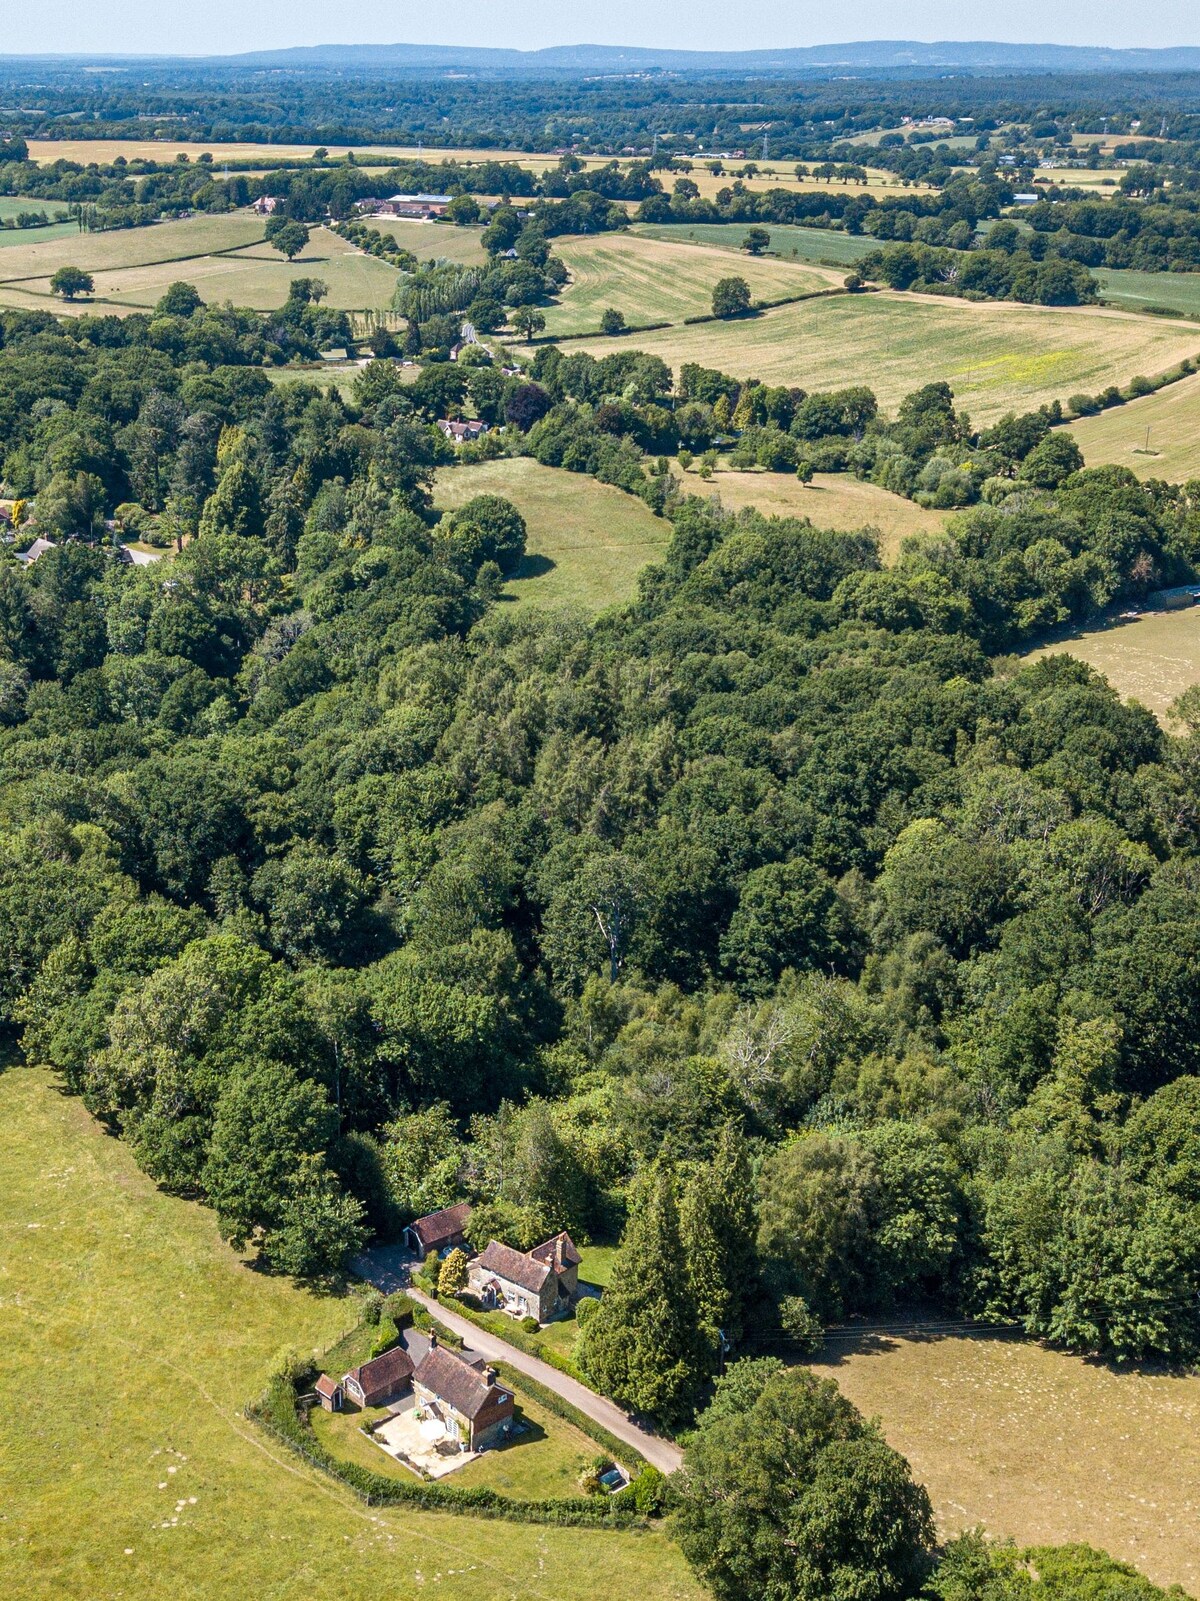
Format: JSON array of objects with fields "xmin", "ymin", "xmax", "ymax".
[{"xmin": 437, "ymin": 418, "xmax": 489, "ymax": 444}]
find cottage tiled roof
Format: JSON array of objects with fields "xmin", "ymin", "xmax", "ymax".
[
  {"xmin": 315, "ymin": 1373, "xmax": 341, "ymax": 1399},
  {"xmin": 529, "ymin": 1231, "xmax": 582, "ymax": 1271},
  {"xmin": 409, "ymin": 1202, "xmax": 472, "ymax": 1251},
  {"xmin": 415, "ymin": 1344, "xmax": 505, "ymax": 1420},
  {"xmin": 343, "ymin": 1343, "xmax": 414, "ymax": 1396},
  {"xmin": 476, "ymin": 1238, "xmax": 552, "ymax": 1296}
]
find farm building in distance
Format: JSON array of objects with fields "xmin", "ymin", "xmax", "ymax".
[{"xmin": 361, "ymin": 194, "xmax": 454, "ymax": 219}]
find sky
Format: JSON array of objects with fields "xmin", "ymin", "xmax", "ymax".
[{"xmin": 6, "ymin": 1, "xmax": 1200, "ymax": 58}]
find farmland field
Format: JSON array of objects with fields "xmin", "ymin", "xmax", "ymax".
[
  {"xmin": 674, "ymin": 466, "xmax": 948, "ymax": 558},
  {"xmin": 1024, "ymin": 605, "xmax": 1200, "ymax": 721},
  {"xmin": 434, "ymin": 458, "xmax": 669, "ymax": 610},
  {"xmin": 633, "ymin": 220, "xmax": 876, "ymax": 268},
  {"xmin": 0, "ymin": 218, "xmax": 402, "ymax": 313},
  {"xmin": 367, "ymin": 215, "xmax": 489, "ymax": 265},
  {"xmin": 1096, "ymin": 268, "xmax": 1200, "ymax": 318},
  {"xmin": 1067, "ymin": 370, "xmax": 1200, "ymax": 481},
  {"xmin": 546, "ymin": 232, "xmax": 836, "ymax": 336},
  {"xmin": 809, "ymin": 1329, "xmax": 1200, "ymax": 1593},
  {"xmin": 565, "ymin": 295, "xmax": 1200, "ymax": 424},
  {"xmin": 0, "ymin": 1065, "xmax": 700, "ymax": 1601}
]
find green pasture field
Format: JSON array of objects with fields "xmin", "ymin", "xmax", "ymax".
[
  {"xmin": 633, "ymin": 220, "xmax": 876, "ymax": 268},
  {"xmin": 0, "ymin": 1066, "xmax": 699, "ymax": 1601},
  {"xmin": 1096, "ymin": 268, "xmax": 1200, "ymax": 319},
  {"xmin": 0, "ymin": 214, "xmax": 402, "ymax": 314},
  {"xmin": 545, "ymin": 232, "xmax": 836, "ymax": 337},
  {"xmin": 562, "ymin": 296, "xmax": 1200, "ymax": 425},
  {"xmin": 674, "ymin": 465, "xmax": 948, "ymax": 561},
  {"xmin": 0, "ymin": 197, "xmax": 75, "ymax": 248},
  {"xmin": 1024, "ymin": 604, "xmax": 1200, "ymax": 723},
  {"xmin": 367, "ymin": 215, "xmax": 488, "ymax": 266},
  {"xmin": 1066, "ymin": 369, "xmax": 1200, "ymax": 482},
  {"xmin": 434, "ymin": 458, "xmax": 670, "ymax": 610},
  {"xmin": 310, "ymin": 1380, "xmax": 600, "ymax": 1499},
  {"xmin": 809, "ymin": 1327, "xmax": 1200, "ymax": 1593}
]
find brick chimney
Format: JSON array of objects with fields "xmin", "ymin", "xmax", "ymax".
[
  {"xmin": 428, "ymin": 1331, "xmax": 438, "ymax": 1349},
  {"xmin": 482, "ymin": 1364, "xmax": 496, "ymax": 1386}
]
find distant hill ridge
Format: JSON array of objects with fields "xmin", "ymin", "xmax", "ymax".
[{"xmin": 216, "ymin": 39, "xmax": 1200, "ymax": 76}]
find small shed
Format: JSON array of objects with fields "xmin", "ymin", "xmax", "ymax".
[{"xmin": 314, "ymin": 1373, "xmax": 344, "ymax": 1412}]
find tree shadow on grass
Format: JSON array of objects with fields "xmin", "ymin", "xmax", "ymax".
[{"xmin": 500, "ymin": 553, "xmax": 557, "ymax": 599}]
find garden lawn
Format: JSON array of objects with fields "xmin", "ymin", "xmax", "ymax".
[
  {"xmin": 633, "ymin": 220, "xmax": 877, "ymax": 269},
  {"xmin": 673, "ymin": 466, "xmax": 948, "ymax": 561},
  {"xmin": 809, "ymin": 1329, "xmax": 1200, "ymax": 1593},
  {"xmin": 0, "ymin": 1065, "xmax": 700, "ymax": 1601},
  {"xmin": 1066, "ymin": 369, "xmax": 1200, "ymax": 482},
  {"xmin": 434, "ymin": 458, "xmax": 670, "ymax": 611},
  {"xmin": 313, "ymin": 1386, "xmax": 598, "ymax": 1499},
  {"xmin": 544, "ymin": 232, "xmax": 836, "ymax": 336},
  {"xmin": 559, "ymin": 295, "xmax": 1200, "ymax": 425},
  {"xmin": 576, "ymin": 1245, "xmax": 619, "ymax": 1289}
]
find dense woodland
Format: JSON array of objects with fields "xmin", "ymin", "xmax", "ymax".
[{"xmin": 0, "ymin": 292, "xmax": 1198, "ymax": 1433}]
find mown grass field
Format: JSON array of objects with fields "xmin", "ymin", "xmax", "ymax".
[
  {"xmin": 545, "ymin": 231, "xmax": 836, "ymax": 336},
  {"xmin": 809, "ymin": 1329, "xmax": 1200, "ymax": 1592},
  {"xmin": 674, "ymin": 466, "xmax": 948, "ymax": 559},
  {"xmin": 1096, "ymin": 268, "xmax": 1200, "ymax": 319},
  {"xmin": 310, "ymin": 1382, "xmax": 599, "ymax": 1499},
  {"xmin": 566, "ymin": 295, "xmax": 1200, "ymax": 424},
  {"xmin": 368, "ymin": 216, "xmax": 489, "ymax": 265},
  {"xmin": 0, "ymin": 1066, "xmax": 699, "ymax": 1601},
  {"xmin": 434, "ymin": 458, "xmax": 670, "ymax": 610},
  {"xmin": 633, "ymin": 220, "xmax": 878, "ymax": 268},
  {"xmin": 1067, "ymin": 370, "xmax": 1200, "ymax": 482},
  {"xmin": 1024, "ymin": 605, "xmax": 1200, "ymax": 722},
  {"xmin": 0, "ymin": 218, "xmax": 402, "ymax": 314}
]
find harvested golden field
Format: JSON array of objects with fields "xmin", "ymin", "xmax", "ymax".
[
  {"xmin": 434, "ymin": 457, "xmax": 669, "ymax": 610},
  {"xmin": 809, "ymin": 1330, "xmax": 1200, "ymax": 1593},
  {"xmin": 674, "ymin": 466, "xmax": 947, "ymax": 559},
  {"xmin": 546, "ymin": 231, "xmax": 835, "ymax": 336},
  {"xmin": 566, "ymin": 295, "xmax": 1200, "ymax": 425},
  {"xmin": 1024, "ymin": 605, "xmax": 1200, "ymax": 722},
  {"xmin": 0, "ymin": 220, "xmax": 401, "ymax": 314},
  {"xmin": 1067, "ymin": 371, "xmax": 1200, "ymax": 482},
  {"xmin": 0, "ymin": 1066, "xmax": 700, "ymax": 1601}
]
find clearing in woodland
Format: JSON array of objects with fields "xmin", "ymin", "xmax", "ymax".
[
  {"xmin": 1067, "ymin": 369, "xmax": 1200, "ymax": 482},
  {"xmin": 1024, "ymin": 605, "xmax": 1200, "ymax": 723},
  {"xmin": 0, "ymin": 1066, "xmax": 700, "ymax": 1601},
  {"xmin": 0, "ymin": 216, "xmax": 402, "ymax": 313},
  {"xmin": 562, "ymin": 295, "xmax": 1200, "ymax": 425},
  {"xmin": 434, "ymin": 458, "xmax": 669, "ymax": 610},
  {"xmin": 673, "ymin": 466, "xmax": 947, "ymax": 559},
  {"xmin": 809, "ymin": 1329, "xmax": 1200, "ymax": 1594},
  {"xmin": 544, "ymin": 231, "xmax": 836, "ymax": 336}
]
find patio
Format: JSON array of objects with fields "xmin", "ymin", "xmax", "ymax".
[{"xmin": 370, "ymin": 1397, "xmax": 479, "ymax": 1479}]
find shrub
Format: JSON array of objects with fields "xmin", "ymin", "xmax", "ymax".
[
  {"xmin": 521, "ymin": 1315, "xmax": 540, "ymax": 1333},
  {"xmin": 360, "ymin": 1288, "xmax": 384, "ymax": 1326},
  {"xmin": 381, "ymin": 1291, "xmax": 416, "ymax": 1327},
  {"xmin": 600, "ymin": 307, "xmax": 627, "ymax": 335},
  {"xmin": 369, "ymin": 1316, "xmax": 399, "ymax": 1358},
  {"xmin": 575, "ymin": 1296, "xmax": 600, "ymax": 1329}
]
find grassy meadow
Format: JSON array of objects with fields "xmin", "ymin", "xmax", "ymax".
[
  {"xmin": 1067, "ymin": 370, "xmax": 1200, "ymax": 482},
  {"xmin": 0, "ymin": 1066, "xmax": 700, "ymax": 1601},
  {"xmin": 434, "ymin": 458, "xmax": 670, "ymax": 610},
  {"xmin": 546, "ymin": 232, "xmax": 835, "ymax": 336},
  {"xmin": 1024, "ymin": 605, "xmax": 1200, "ymax": 722},
  {"xmin": 0, "ymin": 215, "xmax": 402, "ymax": 314},
  {"xmin": 1096, "ymin": 268, "xmax": 1200, "ymax": 319},
  {"xmin": 564, "ymin": 295, "xmax": 1200, "ymax": 424},
  {"xmin": 674, "ymin": 466, "xmax": 948, "ymax": 559},
  {"xmin": 809, "ymin": 1329, "xmax": 1200, "ymax": 1593},
  {"xmin": 633, "ymin": 220, "xmax": 877, "ymax": 268}
]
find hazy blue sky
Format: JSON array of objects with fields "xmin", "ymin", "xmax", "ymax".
[{"xmin": 7, "ymin": 2, "xmax": 1200, "ymax": 58}]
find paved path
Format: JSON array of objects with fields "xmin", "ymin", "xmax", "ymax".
[{"xmin": 350, "ymin": 1245, "xmax": 683, "ymax": 1475}]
